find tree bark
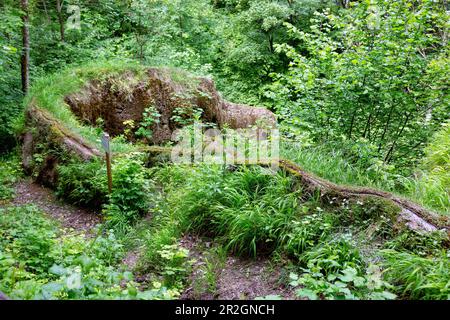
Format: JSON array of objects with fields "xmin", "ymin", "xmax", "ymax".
[{"xmin": 21, "ymin": 0, "xmax": 30, "ymax": 95}]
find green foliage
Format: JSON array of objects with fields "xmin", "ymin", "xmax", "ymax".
[
  {"xmin": 103, "ymin": 154, "xmax": 152, "ymax": 233},
  {"xmin": 57, "ymin": 152, "xmax": 152, "ymax": 233},
  {"xmin": 383, "ymin": 230, "xmax": 449, "ymax": 257},
  {"xmin": 381, "ymin": 249, "xmax": 450, "ymax": 300},
  {"xmin": 0, "ymin": 153, "xmax": 21, "ymax": 201},
  {"xmin": 288, "ymin": 235, "xmax": 396, "ymax": 300},
  {"xmin": 156, "ymin": 244, "xmax": 191, "ymax": 288},
  {"xmin": 406, "ymin": 122, "xmax": 450, "ymax": 214},
  {"xmin": 171, "ymin": 106, "xmax": 203, "ymax": 126},
  {"xmin": 135, "ymin": 106, "xmax": 161, "ymax": 141},
  {"xmin": 57, "ymin": 159, "xmax": 108, "ymax": 208},
  {"xmin": 0, "ymin": 3, "xmax": 22, "ymax": 153},
  {"xmin": 266, "ymin": 0, "xmax": 449, "ymax": 172},
  {"xmin": 0, "ymin": 204, "xmax": 176, "ymax": 300},
  {"xmin": 290, "ymin": 265, "xmax": 396, "ymax": 300},
  {"xmin": 1, "ymin": 0, "xmax": 449, "ymax": 302},
  {"xmin": 0, "ymin": 205, "xmax": 57, "ymax": 274},
  {"xmin": 299, "ymin": 236, "xmax": 364, "ymax": 276}
]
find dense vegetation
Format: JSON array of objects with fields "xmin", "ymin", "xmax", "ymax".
[{"xmin": 0, "ymin": 0, "xmax": 449, "ymax": 301}]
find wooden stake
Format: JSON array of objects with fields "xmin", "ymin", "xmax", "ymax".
[
  {"xmin": 102, "ymin": 133, "xmax": 112, "ymax": 193},
  {"xmin": 106, "ymin": 151, "xmax": 112, "ymax": 193}
]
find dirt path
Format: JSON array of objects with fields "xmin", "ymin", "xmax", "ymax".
[
  {"xmin": 180, "ymin": 235, "xmax": 295, "ymax": 300},
  {"xmin": 11, "ymin": 179, "xmax": 102, "ymax": 233}
]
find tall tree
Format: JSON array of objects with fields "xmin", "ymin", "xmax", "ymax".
[
  {"xmin": 56, "ymin": 0, "xmax": 65, "ymax": 42},
  {"xmin": 21, "ymin": 0, "xmax": 30, "ymax": 94}
]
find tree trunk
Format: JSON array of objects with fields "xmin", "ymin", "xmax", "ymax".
[
  {"xmin": 56, "ymin": 0, "xmax": 65, "ymax": 42},
  {"xmin": 21, "ymin": 0, "xmax": 30, "ymax": 95}
]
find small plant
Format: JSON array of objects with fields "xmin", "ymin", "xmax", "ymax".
[
  {"xmin": 157, "ymin": 244, "xmax": 191, "ymax": 288},
  {"xmin": 135, "ymin": 106, "xmax": 161, "ymax": 141},
  {"xmin": 171, "ymin": 106, "xmax": 203, "ymax": 126},
  {"xmin": 95, "ymin": 117, "xmax": 105, "ymax": 135},
  {"xmin": 191, "ymin": 246, "xmax": 227, "ymax": 297},
  {"xmin": 103, "ymin": 154, "xmax": 152, "ymax": 233},
  {"xmin": 123, "ymin": 119, "xmax": 136, "ymax": 140}
]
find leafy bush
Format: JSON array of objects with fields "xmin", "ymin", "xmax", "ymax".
[
  {"xmin": 135, "ymin": 105, "xmax": 161, "ymax": 141},
  {"xmin": 383, "ymin": 230, "xmax": 449, "ymax": 257},
  {"xmin": 103, "ymin": 154, "xmax": 152, "ymax": 233},
  {"xmin": 156, "ymin": 244, "xmax": 191, "ymax": 288},
  {"xmin": 57, "ymin": 153, "xmax": 153, "ymax": 232},
  {"xmin": 288, "ymin": 236, "xmax": 395, "ymax": 300},
  {"xmin": 299, "ymin": 236, "xmax": 364, "ymax": 276},
  {"xmin": 266, "ymin": 0, "xmax": 449, "ymax": 172}
]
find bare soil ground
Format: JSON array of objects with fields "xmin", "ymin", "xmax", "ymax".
[
  {"xmin": 180, "ymin": 235, "xmax": 295, "ymax": 300},
  {"xmin": 11, "ymin": 178, "xmax": 102, "ymax": 234}
]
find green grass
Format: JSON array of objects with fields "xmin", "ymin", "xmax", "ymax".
[
  {"xmin": 381, "ymin": 249, "xmax": 450, "ymax": 300},
  {"xmin": 405, "ymin": 122, "xmax": 450, "ymax": 214}
]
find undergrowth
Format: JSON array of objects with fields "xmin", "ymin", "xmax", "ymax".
[
  {"xmin": 0, "ymin": 205, "xmax": 177, "ymax": 300},
  {"xmin": 116, "ymin": 162, "xmax": 449, "ymax": 300}
]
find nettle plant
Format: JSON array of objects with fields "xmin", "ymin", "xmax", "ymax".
[
  {"xmin": 135, "ymin": 105, "xmax": 161, "ymax": 141},
  {"xmin": 171, "ymin": 106, "xmax": 203, "ymax": 127},
  {"xmin": 156, "ymin": 244, "xmax": 192, "ymax": 290}
]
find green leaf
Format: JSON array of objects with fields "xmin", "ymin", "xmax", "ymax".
[{"xmin": 296, "ymin": 288, "xmax": 318, "ymax": 300}]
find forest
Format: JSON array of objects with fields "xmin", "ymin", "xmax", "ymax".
[{"xmin": 0, "ymin": 0, "xmax": 449, "ymax": 302}]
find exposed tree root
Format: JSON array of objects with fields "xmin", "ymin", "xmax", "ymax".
[{"xmin": 279, "ymin": 159, "xmax": 449, "ymax": 233}]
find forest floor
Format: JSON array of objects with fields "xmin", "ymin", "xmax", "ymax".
[
  {"xmin": 6, "ymin": 178, "xmax": 293, "ymax": 300},
  {"xmin": 11, "ymin": 179, "xmax": 101, "ymax": 234},
  {"xmin": 179, "ymin": 235, "xmax": 294, "ymax": 300}
]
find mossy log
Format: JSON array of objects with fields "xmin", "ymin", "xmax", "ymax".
[{"xmin": 279, "ymin": 159, "xmax": 449, "ymax": 233}]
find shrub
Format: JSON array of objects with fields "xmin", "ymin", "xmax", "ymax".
[
  {"xmin": 57, "ymin": 159, "xmax": 108, "ymax": 208},
  {"xmin": 103, "ymin": 154, "xmax": 152, "ymax": 232}
]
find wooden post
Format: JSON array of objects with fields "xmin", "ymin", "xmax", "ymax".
[{"xmin": 102, "ymin": 133, "xmax": 112, "ymax": 193}]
